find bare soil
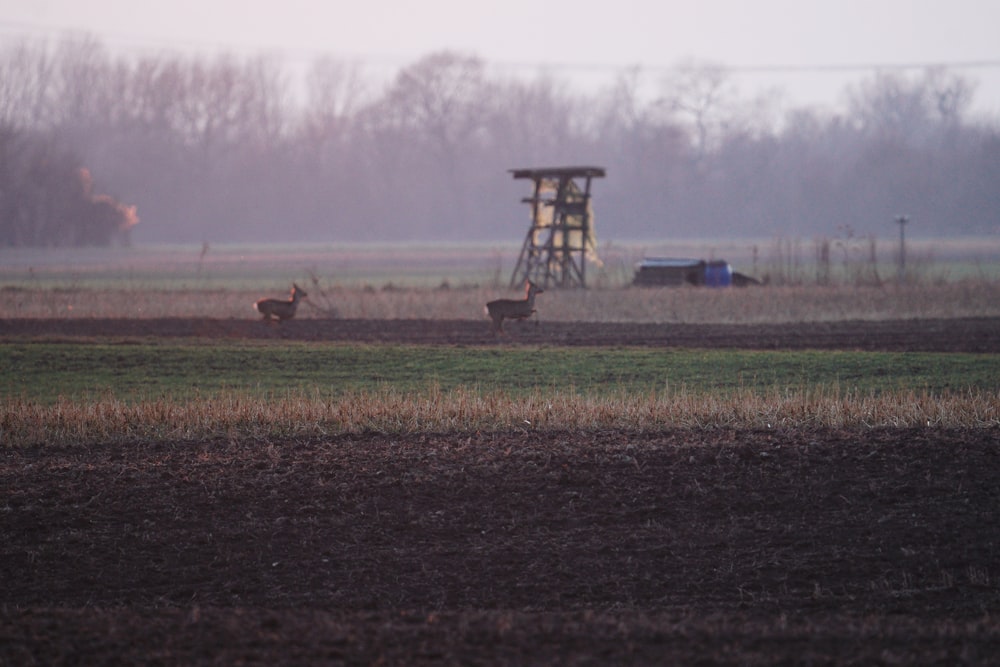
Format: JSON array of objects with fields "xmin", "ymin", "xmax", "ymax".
[
  {"xmin": 2, "ymin": 317, "xmax": 999, "ymax": 665},
  {"xmin": 2, "ymin": 315, "xmax": 999, "ymax": 352}
]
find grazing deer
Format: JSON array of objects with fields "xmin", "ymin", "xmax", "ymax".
[
  {"xmin": 485, "ymin": 280, "xmax": 544, "ymax": 335},
  {"xmin": 254, "ymin": 283, "xmax": 307, "ymax": 321}
]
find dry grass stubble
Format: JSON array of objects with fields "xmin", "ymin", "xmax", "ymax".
[
  {"xmin": 2, "ymin": 282, "xmax": 1000, "ymax": 322},
  {"xmin": 3, "ymin": 386, "xmax": 998, "ymax": 447}
]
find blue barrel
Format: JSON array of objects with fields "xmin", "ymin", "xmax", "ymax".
[{"xmin": 704, "ymin": 261, "xmax": 732, "ymax": 287}]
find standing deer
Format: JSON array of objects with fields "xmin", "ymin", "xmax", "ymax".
[
  {"xmin": 485, "ymin": 280, "xmax": 544, "ymax": 335},
  {"xmin": 254, "ymin": 283, "xmax": 307, "ymax": 321}
]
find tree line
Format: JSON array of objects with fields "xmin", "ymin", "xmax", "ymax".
[{"xmin": 1, "ymin": 36, "xmax": 998, "ymax": 247}]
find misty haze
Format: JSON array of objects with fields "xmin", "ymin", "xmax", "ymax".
[{"xmin": 1, "ymin": 39, "xmax": 999, "ymax": 249}]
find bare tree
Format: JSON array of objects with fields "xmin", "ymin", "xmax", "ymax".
[
  {"xmin": 0, "ymin": 40, "xmax": 54, "ymax": 129},
  {"xmin": 488, "ymin": 73, "xmax": 586, "ymax": 164},
  {"xmin": 379, "ymin": 51, "xmax": 491, "ymax": 164},
  {"xmin": 660, "ymin": 59, "xmax": 737, "ymax": 163},
  {"xmin": 299, "ymin": 57, "xmax": 369, "ymax": 172},
  {"xmin": 847, "ymin": 68, "xmax": 976, "ymax": 144},
  {"xmin": 305, "ymin": 58, "xmax": 368, "ymax": 128},
  {"xmin": 354, "ymin": 52, "xmax": 495, "ymax": 236},
  {"xmin": 2, "ymin": 33, "xmax": 999, "ymax": 245},
  {"xmin": 924, "ymin": 67, "xmax": 976, "ymax": 127},
  {"xmin": 50, "ymin": 36, "xmax": 115, "ymax": 133}
]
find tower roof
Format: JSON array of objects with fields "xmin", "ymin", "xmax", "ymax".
[{"xmin": 509, "ymin": 166, "xmax": 606, "ymax": 180}]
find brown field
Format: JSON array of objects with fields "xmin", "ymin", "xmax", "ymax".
[
  {"xmin": 2, "ymin": 314, "xmax": 999, "ymax": 664},
  {"xmin": 3, "ymin": 314, "xmax": 1000, "ymax": 352},
  {"xmin": 3, "ymin": 427, "xmax": 999, "ymax": 665}
]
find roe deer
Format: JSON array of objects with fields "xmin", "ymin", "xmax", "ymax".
[
  {"xmin": 254, "ymin": 283, "xmax": 307, "ymax": 321},
  {"xmin": 485, "ymin": 280, "xmax": 544, "ymax": 335}
]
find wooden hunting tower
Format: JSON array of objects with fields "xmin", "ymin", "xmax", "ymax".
[{"xmin": 508, "ymin": 166, "xmax": 605, "ymax": 289}]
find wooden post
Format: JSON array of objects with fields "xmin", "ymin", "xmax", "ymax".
[{"xmin": 894, "ymin": 214, "xmax": 910, "ymax": 282}]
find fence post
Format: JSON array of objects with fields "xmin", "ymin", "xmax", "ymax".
[{"xmin": 894, "ymin": 215, "xmax": 910, "ymax": 282}]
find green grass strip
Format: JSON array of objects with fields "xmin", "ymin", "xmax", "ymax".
[{"xmin": 2, "ymin": 341, "xmax": 998, "ymax": 404}]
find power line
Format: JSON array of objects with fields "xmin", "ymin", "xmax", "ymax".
[
  {"xmin": 728, "ymin": 60, "xmax": 1000, "ymax": 74},
  {"xmin": 488, "ymin": 59, "xmax": 1000, "ymax": 77}
]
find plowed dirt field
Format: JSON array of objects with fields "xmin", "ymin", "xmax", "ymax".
[
  {"xmin": 2, "ymin": 317, "xmax": 999, "ymax": 665},
  {"xmin": 2, "ymin": 315, "xmax": 999, "ymax": 351}
]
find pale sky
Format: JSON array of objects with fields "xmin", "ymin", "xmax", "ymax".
[{"xmin": 3, "ymin": 0, "xmax": 1000, "ymax": 114}]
